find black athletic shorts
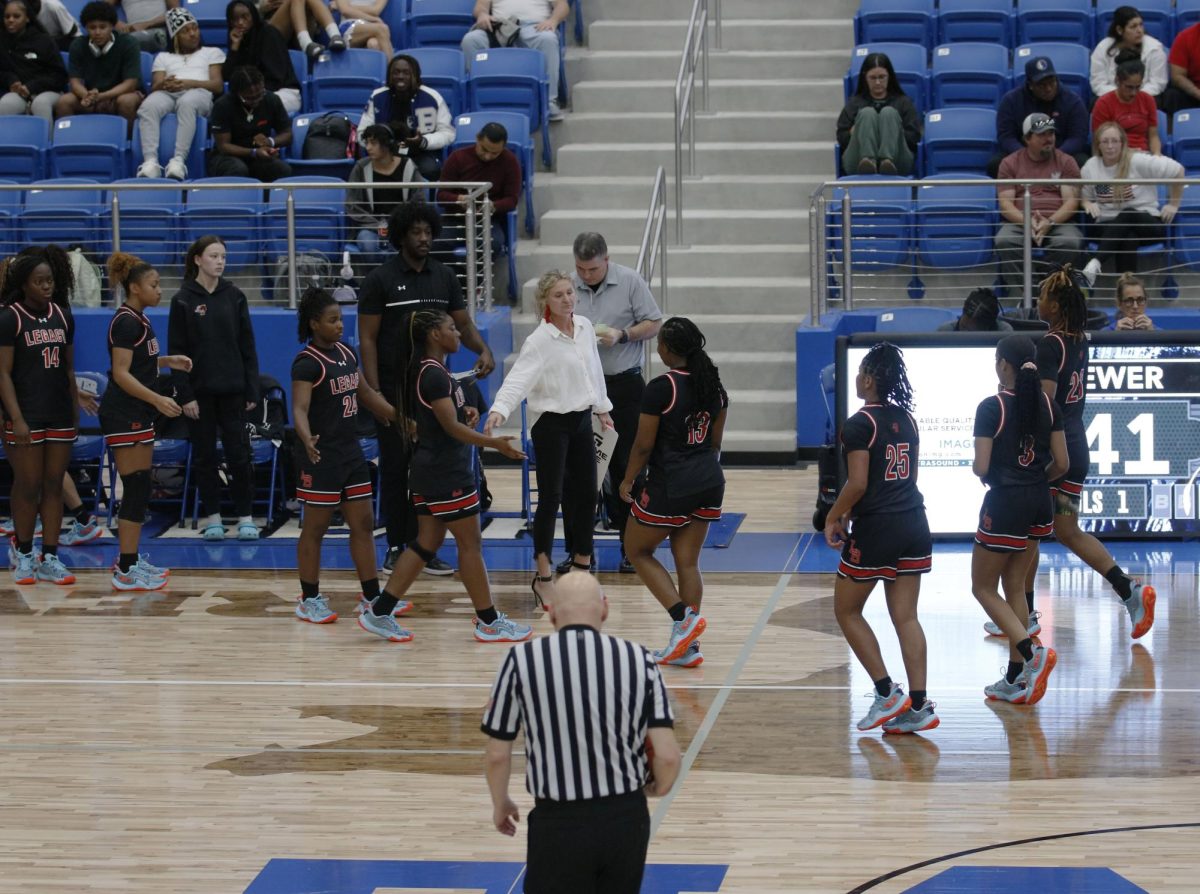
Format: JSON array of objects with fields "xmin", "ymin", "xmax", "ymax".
[
  {"xmin": 412, "ymin": 484, "xmax": 480, "ymax": 521},
  {"xmin": 296, "ymin": 460, "xmax": 373, "ymax": 506},
  {"xmin": 629, "ymin": 478, "xmax": 724, "ymax": 529},
  {"xmin": 975, "ymin": 483, "xmax": 1054, "ymax": 553},
  {"xmin": 2, "ymin": 418, "xmax": 76, "ymax": 445},
  {"xmin": 99, "ymin": 413, "xmax": 155, "ymax": 449},
  {"xmin": 838, "ymin": 508, "xmax": 933, "ymax": 582}
]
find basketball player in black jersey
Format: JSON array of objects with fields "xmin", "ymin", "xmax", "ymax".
[
  {"xmin": 0, "ymin": 246, "xmax": 79, "ymax": 585},
  {"xmin": 291, "ymin": 288, "xmax": 401, "ymax": 627},
  {"xmin": 972, "ymin": 335, "xmax": 1068, "ymax": 706},
  {"xmin": 360, "ymin": 310, "xmax": 531, "ymax": 644},
  {"xmin": 618, "ymin": 317, "xmax": 727, "ymax": 668},
  {"xmin": 1011, "ymin": 268, "xmax": 1156, "ymax": 641},
  {"xmin": 824, "ymin": 343, "xmax": 938, "ymax": 735},
  {"xmin": 100, "ymin": 253, "xmax": 192, "ymax": 591}
]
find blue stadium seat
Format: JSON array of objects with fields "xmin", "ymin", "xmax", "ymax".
[
  {"xmin": 1097, "ymin": 0, "xmax": 1172, "ymax": 46},
  {"xmin": 930, "ymin": 43, "xmax": 1010, "ymax": 109},
  {"xmin": 311, "ymin": 48, "xmax": 387, "ymax": 112},
  {"xmin": 407, "ymin": 47, "xmax": 467, "ymax": 117},
  {"xmin": 141, "ymin": 51, "xmax": 153, "ymax": 91},
  {"xmin": 263, "ymin": 175, "xmax": 345, "ymax": 263},
  {"xmin": 1179, "ymin": 0, "xmax": 1200, "ymax": 35},
  {"xmin": 382, "ymin": 0, "xmax": 408, "ymax": 49},
  {"xmin": 0, "ymin": 180, "xmax": 20, "ymax": 257},
  {"xmin": 132, "ymin": 112, "xmax": 208, "ymax": 179},
  {"xmin": 874, "ymin": 306, "xmax": 960, "ymax": 332},
  {"xmin": 1014, "ymin": 43, "xmax": 1091, "ymax": 103},
  {"xmin": 21, "ymin": 179, "xmax": 102, "ymax": 249},
  {"xmin": 453, "ymin": 109, "xmax": 535, "ymax": 235},
  {"xmin": 1159, "ymin": 108, "xmax": 1172, "ymax": 158},
  {"xmin": 287, "ymin": 49, "xmax": 309, "ymax": 112},
  {"xmin": 1015, "ymin": 0, "xmax": 1094, "ymax": 47},
  {"xmin": 853, "ymin": 0, "xmax": 936, "ymax": 46},
  {"xmin": 286, "ymin": 111, "xmax": 358, "ymax": 179},
  {"xmin": 827, "ymin": 177, "xmax": 914, "ymax": 272},
  {"xmin": 406, "ymin": 0, "xmax": 475, "ymax": 48},
  {"xmin": 915, "ymin": 174, "xmax": 997, "ymax": 268},
  {"xmin": 0, "ymin": 115, "xmax": 49, "ymax": 182},
  {"xmin": 102, "ymin": 179, "xmax": 184, "ymax": 267},
  {"xmin": 183, "ymin": 0, "xmax": 229, "ymax": 47},
  {"xmin": 1172, "ymin": 110, "xmax": 1200, "ymax": 173},
  {"xmin": 845, "ymin": 43, "xmax": 928, "ymax": 116},
  {"xmin": 466, "ymin": 48, "xmax": 552, "ymax": 168},
  {"xmin": 921, "ymin": 107, "xmax": 997, "ymax": 176},
  {"xmin": 937, "ymin": 0, "xmax": 1014, "ymax": 47},
  {"xmin": 50, "ymin": 115, "xmax": 127, "ymax": 179},
  {"xmin": 182, "ymin": 177, "xmax": 262, "ymax": 270}
]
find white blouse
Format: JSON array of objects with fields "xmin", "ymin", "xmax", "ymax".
[
  {"xmin": 489, "ymin": 315, "xmax": 613, "ymax": 424},
  {"xmin": 1090, "ymin": 35, "xmax": 1168, "ymax": 98}
]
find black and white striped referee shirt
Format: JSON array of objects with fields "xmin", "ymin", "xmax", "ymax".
[{"xmin": 481, "ymin": 624, "xmax": 675, "ymax": 802}]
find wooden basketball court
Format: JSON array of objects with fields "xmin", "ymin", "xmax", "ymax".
[{"xmin": 1, "ymin": 469, "xmax": 1195, "ymax": 893}]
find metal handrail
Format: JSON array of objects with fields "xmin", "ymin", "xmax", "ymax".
[
  {"xmin": 673, "ymin": 0, "xmax": 709, "ymax": 243},
  {"xmin": 636, "ymin": 166, "xmax": 669, "ymax": 375}
]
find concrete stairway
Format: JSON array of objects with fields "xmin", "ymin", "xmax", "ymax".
[{"xmin": 508, "ymin": 0, "xmax": 852, "ymax": 455}]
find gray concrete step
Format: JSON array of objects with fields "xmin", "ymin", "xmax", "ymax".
[
  {"xmin": 570, "ymin": 78, "xmax": 843, "ymax": 114},
  {"xmin": 553, "ymin": 141, "xmax": 833, "ymax": 177},
  {"xmin": 589, "ymin": 0, "xmax": 856, "ymax": 20},
  {"xmin": 533, "ymin": 173, "xmax": 827, "ymax": 211},
  {"xmin": 514, "ymin": 242, "xmax": 808, "ymax": 284},
  {"xmin": 588, "ymin": 19, "xmax": 851, "ymax": 53},
  {"xmin": 509, "ymin": 311, "xmax": 800, "ymax": 352},
  {"xmin": 567, "ymin": 48, "xmax": 849, "ymax": 83},
  {"xmin": 554, "ymin": 110, "xmax": 836, "ymax": 145},
  {"xmin": 538, "ymin": 207, "xmax": 808, "ymax": 246}
]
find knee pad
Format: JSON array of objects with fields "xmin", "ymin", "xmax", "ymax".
[
  {"xmin": 118, "ymin": 469, "xmax": 152, "ymax": 523},
  {"xmin": 407, "ymin": 540, "xmax": 435, "ymax": 563}
]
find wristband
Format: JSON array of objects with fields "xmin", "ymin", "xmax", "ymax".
[
  {"xmin": 618, "ymin": 328, "xmax": 629, "ymax": 344},
  {"xmin": 252, "ymin": 147, "xmax": 258, "ymax": 157}
]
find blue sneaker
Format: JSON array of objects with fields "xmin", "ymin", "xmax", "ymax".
[
  {"xmin": 295, "ymin": 594, "xmax": 337, "ymax": 624},
  {"xmin": 856, "ymin": 683, "xmax": 910, "ymax": 731},
  {"xmin": 134, "ymin": 554, "xmax": 169, "ymax": 578},
  {"xmin": 657, "ymin": 641, "xmax": 704, "ymax": 667},
  {"xmin": 357, "ymin": 597, "xmax": 411, "ymax": 617},
  {"xmin": 658, "ymin": 607, "xmax": 706, "ymax": 663},
  {"xmin": 35, "ymin": 553, "xmax": 76, "ymax": 585},
  {"xmin": 61, "ymin": 515, "xmax": 103, "ymax": 546},
  {"xmin": 473, "ymin": 613, "xmax": 533, "ymax": 643},
  {"xmin": 112, "ymin": 562, "xmax": 168, "ymax": 591},
  {"xmin": 11, "ymin": 547, "xmax": 36, "ymax": 585},
  {"xmin": 357, "ymin": 609, "xmax": 414, "ymax": 642}
]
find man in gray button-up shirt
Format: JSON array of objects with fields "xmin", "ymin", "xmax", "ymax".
[{"xmin": 565, "ymin": 232, "xmax": 663, "ymax": 573}]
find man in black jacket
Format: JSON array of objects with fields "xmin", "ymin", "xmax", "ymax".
[{"xmin": 0, "ymin": 0, "xmax": 67, "ymax": 123}]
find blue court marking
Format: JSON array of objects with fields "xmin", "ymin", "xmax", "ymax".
[
  {"xmin": 243, "ymin": 859, "xmax": 728, "ymax": 894},
  {"xmin": 903, "ymin": 866, "xmax": 1145, "ymax": 892}
]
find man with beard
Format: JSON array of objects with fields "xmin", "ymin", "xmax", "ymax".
[{"xmin": 358, "ymin": 53, "xmax": 455, "ymax": 180}]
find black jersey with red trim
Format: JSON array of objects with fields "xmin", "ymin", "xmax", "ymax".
[
  {"xmin": 840, "ymin": 403, "xmax": 924, "ymax": 517},
  {"xmin": 409, "ymin": 357, "xmax": 473, "ymax": 493},
  {"xmin": 291, "ymin": 341, "xmax": 365, "ymax": 470},
  {"xmin": 99, "ymin": 305, "xmax": 162, "ymax": 422},
  {"xmin": 0, "ymin": 302, "xmax": 74, "ymax": 427},
  {"xmin": 1037, "ymin": 331, "xmax": 1088, "ymax": 435},
  {"xmin": 973, "ymin": 389, "xmax": 1063, "ymax": 488},
  {"xmin": 641, "ymin": 369, "xmax": 727, "ymax": 498}
]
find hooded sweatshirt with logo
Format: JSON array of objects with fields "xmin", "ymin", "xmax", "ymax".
[{"xmin": 167, "ymin": 276, "xmax": 260, "ymax": 405}]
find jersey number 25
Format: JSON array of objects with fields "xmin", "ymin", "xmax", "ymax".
[{"xmin": 884, "ymin": 442, "xmax": 911, "ymax": 480}]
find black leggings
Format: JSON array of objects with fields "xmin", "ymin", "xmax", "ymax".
[
  {"xmin": 1088, "ymin": 210, "xmax": 1165, "ymax": 272},
  {"xmin": 531, "ymin": 409, "xmax": 595, "ymax": 561},
  {"xmin": 189, "ymin": 392, "xmax": 253, "ymax": 518}
]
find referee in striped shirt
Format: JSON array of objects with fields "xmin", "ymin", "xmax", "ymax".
[{"xmin": 483, "ymin": 574, "xmax": 681, "ymax": 893}]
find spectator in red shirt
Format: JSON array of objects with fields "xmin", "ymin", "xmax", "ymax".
[
  {"xmin": 1091, "ymin": 56, "xmax": 1161, "ymax": 153},
  {"xmin": 1164, "ymin": 21, "xmax": 1200, "ymax": 113},
  {"xmin": 436, "ymin": 120, "xmax": 522, "ymax": 253}
]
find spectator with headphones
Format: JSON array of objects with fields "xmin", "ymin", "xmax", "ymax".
[{"xmin": 346, "ymin": 122, "xmax": 425, "ymax": 257}]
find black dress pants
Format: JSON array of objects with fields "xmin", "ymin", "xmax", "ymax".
[
  {"xmin": 525, "ymin": 791, "xmax": 650, "ymax": 894},
  {"xmin": 189, "ymin": 392, "xmax": 253, "ymax": 518},
  {"xmin": 531, "ymin": 409, "xmax": 595, "ymax": 561}
]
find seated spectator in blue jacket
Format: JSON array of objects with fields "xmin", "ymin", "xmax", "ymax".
[
  {"xmin": 937, "ymin": 288, "xmax": 1014, "ymax": 332},
  {"xmin": 1108, "ymin": 272, "xmax": 1155, "ymax": 330},
  {"xmin": 358, "ymin": 53, "xmax": 454, "ymax": 180},
  {"xmin": 988, "ymin": 56, "xmax": 1089, "ymax": 178},
  {"xmin": 836, "ymin": 52, "xmax": 921, "ymax": 176}
]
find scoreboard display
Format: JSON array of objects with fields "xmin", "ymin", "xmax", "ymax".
[{"xmin": 837, "ymin": 332, "xmax": 1200, "ymax": 537}]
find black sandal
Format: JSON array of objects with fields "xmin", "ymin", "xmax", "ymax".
[{"xmin": 531, "ymin": 573, "xmax": 552, "ymax": 609}]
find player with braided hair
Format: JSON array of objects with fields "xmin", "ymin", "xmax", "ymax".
[
  {"xmin": 824, "ymin": 342, "xmax": 937, "ymax": 735},
  {"xmin": 360, "ymin": 309, "xmax": 531, "ymax": 644},
  {"xmin": 972, "ymin": 335, "xmax": 1067, "ymax": 705},
  {"xmin": 616, "ymin": 317, "xmax": 727, "ymax": 667}
]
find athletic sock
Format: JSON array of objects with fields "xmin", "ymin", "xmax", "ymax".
[
  {"xmin": 909, "ymin": 690, "xmax": 927, "ymax": 711},
  {"xmin": 1006, "ymin": 660, "xmax": 1024, "ymax": 684},
  {"xmin": 1025, "ymin": 590, "xmax": 1035, "ymax": 613},
  {"xmin": 1016, "ymin": 638, "xmax": 1035, "ymax": 663},
  {"xmin": 300, "ymin": 580, "xmax": 319, "ymax": 600},
  {"xmin": 372, "ymin": 592, "xmax": 399, "ymax": 617},
  {"xmin": 360, "ymin": 577, "xmax": 380, "ymax": 603},
  {"xmin": 118, "ymin": 552, "xmax": 137, "ymax": 573},
  {"xmin": 1105, "ymin": 565, "xmax": 1133, "ymax": 600},
  {"xmin": 69, "ymin": 503, "xmax": 89, "ymax": 524},
  {"xmin": 41, "ymin": 547, "xmax": 56, "ymax": 560},
  {"xmin": 667, "ymin": 602, "xmax": 687, "ymax": 623},
  {"xmin": 296, "ymin": 31, "xmax": 313, "ymax": 49},
  {"xmin": 873, "ymin": 675, "xmax": 894, "ymax": 698},
  {"xmin": 16, "ymin": 539, "xmax": 32, "ymax": 555},
  {"xmin": 476, "ymin": 606, "xmax": 499, "ymax": 625},
  {"xmin": 324, "ymin": 23, "xmax": 340, "ymax": 39}
]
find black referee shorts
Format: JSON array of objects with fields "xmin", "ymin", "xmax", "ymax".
[
  {"xmin": 975, "ymin": 484, "xmax": 1054, "ymax": 553},
  {"xmin": 525, "ymin": 790, "xmax": 649, "ymax": 894}
]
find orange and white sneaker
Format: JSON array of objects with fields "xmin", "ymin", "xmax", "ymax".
[
  {"xmin": 1125, "ymin": 582, "xmax": 1156, "ymax": 639},
  {"xmin": 1021, "ymin": 645, "xmax": 1058, "ymax": 706},
  {"xmin": 35, "ymin": 553, "xmax": 75, "ymax": 585},
  {"xmin": 857, "ymin": 683, "xmax": 911, "ymax": 731},
  {"xmin": 657, "ymin": 641, "xmax": 704, "ymax": 667},
  {"xmin": 883, "ymin": 700, "xmax": 939, "ymax": 735}
]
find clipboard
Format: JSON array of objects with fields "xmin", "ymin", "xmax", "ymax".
[{"xmin": 593, "ymin": 415, "xmax": 619, "ymax": 491}]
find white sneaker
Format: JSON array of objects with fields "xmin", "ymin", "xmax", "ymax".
[
  {"xmin": 136, "ymin": 160, "xmax": 162, "ymax": 178},
  {"xmin": 165, "ymin": 157, "xmax": 187, "ymax": 180},
  {"xmin": 548, "ymin": 99, "xmax": 564, "ymax": 121},
  {"xmin": 1082, "ymin": 257, "xmax": 1101, "ymax": 288}
]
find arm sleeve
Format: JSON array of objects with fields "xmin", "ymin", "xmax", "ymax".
[
  {"xmin": 66, "ymin": 37, "xmax": 85, "ymax": 80},
  {"xmin": 585, "ymin": 323, "xmax": 612, "ymax": 414},
  {"xmin": 644, "ymin": 654, "xmax": 674, "ymax": 729},
  {"xmin": 28, "ymin": 35, "xmax": 68, "ymax": 94},
  {"xmin": 1036, "ymin": 334, "xmax": 1063, "ymax": 382},
  {"xmin": 996, "ymin": 94, "xmax": 1023, "ymax": 155},
  {"xmin": 1090, "ymin": 41, "xmax": 1113, "ymax": 98},
  {"xmin": 119, "ymin": 39, "xmax": 141, "ymax": 84},
  {"xmin": 345, "ymin": 160, "xmax": 376, "ymax": 227},
  {"xmin": 491, "ymin": 149, "xmax": 521, "ymax": 214},
  {"xmin": 1058, "ymin": 94, "xmax": 1089, "ymax": 158},
  {"xmin": 640, "ymin": 374, "xmax": 672, "ymax": 415},
  {"xmin": 358, "ymin": 269, "xmax": 385, "ymax": 315},
  {"xmin": 1145, "ymin": 41, "xmax": 1169, "ymax": 95},
  {"xmin": 897, "ymin": 95, "xmax": 921, "ymax": 149},
  {"xmin": 443, "ymin": 264, "xmax": 466, "ymax": 314},
  {"xmin": 357, "ymin": 92, "xmax": 377, "ymax": 136},
  {"xmin": 290, "ymin": 351, "xmax": 321, "ymax": 385},
  {"xmin": 489, "ymin": 335, "xmax": 542, "ymax": 422},
  {"xmin": 416, "ymin": 361, "xmax": 453, "ymax": 407},
  {"xmin": 628, "ymin": 270, "xmax": 662, "ymax": 323},
  {"xmin": 423, "ymin": 91, "xmax": 455, "ymax": 150},
  {"xmin": 267, "ymin": 94, "xmax": 290, "ymax": 135},
  {"xmin": 973, "ymin": 396, "xmax": 1001, "ymax": 438},
  {"xmin": 166, "ymin": 298, "xmax": 195, "ymax": 404},
  {"xmin": 434, "ymin": 150, "xmax": 465, "ymax": 206},
  {"xmin": 208, "ymin": 96, "xmax": 231, "ymax": 133},
  {"xmin": 480, "ymin": 650, "xmax": 522, "ymax": 740},
  {"xmin": 237, "ymin": 293, "xmax": 260, "ymax": 404},
  {"xmin": 840, "ymin": 411, "xmax": 873, "ymax": 452},
  {"xmin": 835, "ymin": 100, "xmax": 856, "ymax": 150}
]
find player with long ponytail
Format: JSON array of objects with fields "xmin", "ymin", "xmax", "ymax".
[{"xmin": 823, "ymin": 342, "xmax": 937, "ymax": 735}]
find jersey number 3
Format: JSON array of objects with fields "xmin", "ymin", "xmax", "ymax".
[
  {"xmin": 884, "ymin": 442, "xmax": 911, "ymax": 480},
  {"xmin": 685, "ymin": 410, "xmax": 711, "ymax": 446}
]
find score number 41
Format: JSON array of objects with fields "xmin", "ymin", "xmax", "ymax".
[{"xmin": 1086, "ymin": 411, "xmax": 1169, "ymax": 476}]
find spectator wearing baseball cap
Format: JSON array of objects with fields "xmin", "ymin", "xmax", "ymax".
[
  {"xmin": 989, "ymin": 56, "xmax": 1090, "ymax": 178},
  {"xmin": 993, "ymin": 111, "xmax": 1084, "ymax": 293}
]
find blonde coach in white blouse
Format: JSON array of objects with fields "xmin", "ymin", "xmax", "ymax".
[{"xmin": 486, "ymin": 271, "xmax": 613, "ymax": 607}]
